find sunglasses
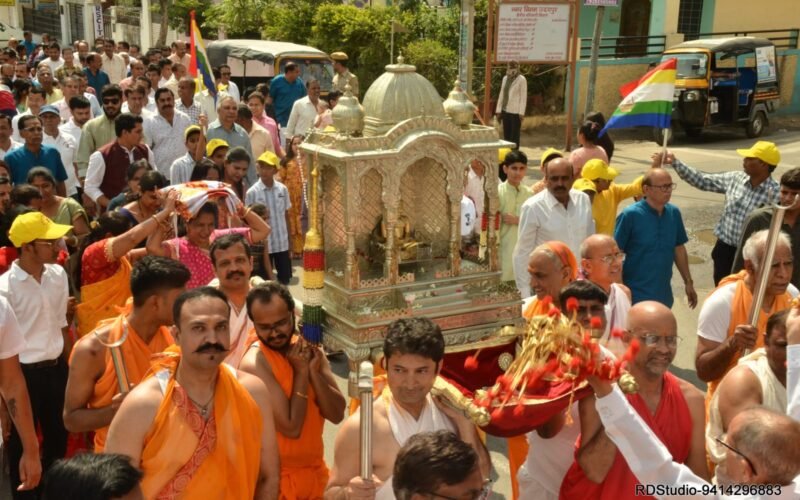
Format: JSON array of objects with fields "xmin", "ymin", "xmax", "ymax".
[{"xmin": 103, "ymin": 98, "xmax": 120, "ymax": 105}]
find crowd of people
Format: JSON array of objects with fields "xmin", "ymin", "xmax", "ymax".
[{"xmin": 0, "ymin": 32, "xmax": 799, "ymax": 500}]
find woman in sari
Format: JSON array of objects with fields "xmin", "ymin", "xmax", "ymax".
[
  {"xmin": 147, "ymin": 198, "xmax": 270, "ymax": 289},
  {"xmin": 279, "ymin": 135, "xmax": 306, "ymax": 258},
  {"xmin": 74, "ymin": 190, "xmax": 179, "ymax": 336},
  {"xmin": 28, "ymin": 167, "xmax": 90, "ymax": 245}
]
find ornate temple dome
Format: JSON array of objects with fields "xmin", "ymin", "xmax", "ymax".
[{"xmin": 361, "ymin": 56, "xmax": 445, "ymax": 137}]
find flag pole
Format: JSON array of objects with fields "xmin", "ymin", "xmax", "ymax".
[{"xmin": 659, "ymin": 127, "xmax": 670, "ymax": 167}]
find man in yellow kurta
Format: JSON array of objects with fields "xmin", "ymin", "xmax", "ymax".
[
  {"xmin": 64, "ymin": 256, "xmax": 190, "ymax": 451},
  {"xmin": 241, "ymin": 283, "xmax": 346, "ymax": 499},
  {"xmin": 105, "ymin": 287, "xmax": 281, "ymax": 499},
  {"xmin": 580, "ymin": 159, "xmax": 643, "ymax": 235},
  {"xmin": 695, "ymin": 229, "xmax": 797, "ymax": 404},
  {"xmin": 499, "ymin": 150, "xmax": 534, "ymax": 281}
]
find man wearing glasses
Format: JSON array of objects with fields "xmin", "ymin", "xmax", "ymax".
[
  {"xmin": 4, "ymin": 114, "xmax": 68, "ymax": 196},
  {"xmin": 657, "ymin": 142, "xmax": 781, "ymax": 285},
  {"xmin": 695, "ymin": 229, "xmax": 798, "ymax": 412},
  {"xmin": 0, "ymin": 212, "xmax": 72, "ymax": 496},
  {"xmin": 560, "ymin": 301, "xmax": 709, "ymax": 498},
  {"xmin": 241, "ymin": 282, "xmax": 345, "ymax": 500},
  {"xmin": 706, "ymin": 308, "xmax": 790, "ymax": 480},
  {"xmin": 580, "ymin": 233, "xmax": 632, "ymax": 339},
  {"xmin": 614, "ymin": 168, "xmax": 697, "ymax": 308}
]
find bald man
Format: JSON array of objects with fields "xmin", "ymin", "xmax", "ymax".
[
  {"xmin": 522, "ymin": 241, "xmax": 577, "ymax": 319},
  {"xmin": 561, "ymin": 301, "xmax": 708, "ymax": 498},
  {"xmin": 580, "ymin": 234, "xmax": 631, "ymax": 339}
]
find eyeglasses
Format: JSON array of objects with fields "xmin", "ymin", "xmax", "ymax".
[
  {"xmin": 423, "ymin": 480, "xmax": 492, "ymax": 500},
  {"xmin": 23, "ymin": 126, "xmax": 43, "ymax": 133},
  {"xmin": 103, "ymin": 98, "xmax": 120, "ymax": 105},
  {"xmin": 221, "ymin": 72, "xmax": 231, "ymax": 77},
  {"xmin": 715, "ymin": 435, "xmax": 758, "ymax": 475},
  {"xmin": 633, "ymin": 333, "xmax": 681, "ymax": 347},
  {"xmin": 646, "ymin": 183, "xmax": 677, "ymax": 192},
  {"xmin": 256, "ymin": 316, "xmax": 294, "ymax": 335},
  {"xmin": 595, "ymin": 252, "xmax": 626, "ymax": 265}
]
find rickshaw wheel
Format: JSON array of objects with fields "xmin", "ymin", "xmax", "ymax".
[{"xmin": 746, "ymin": 111, "xmax": 767, "ymax": 138}]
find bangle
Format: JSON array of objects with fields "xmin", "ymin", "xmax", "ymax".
[
  {"xmin": 242, "ymin": 207, "xmax": 252, "ymax": 219},
  {"xmin": 295, "ymin": 391, "xmax": 308, "ymax": 399}
]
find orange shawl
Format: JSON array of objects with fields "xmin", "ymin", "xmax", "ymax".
[
  {"xmin": 258, "ymin": 336, "xmax": 328, "ymax": 500},
  {"xmin": 522, "ymin": 241, "xmax": 577, "ymax": 320},
  {"xmin": 707, "ymin": 270, "xmax": 793, "ymax": 398},
  {"xmin": 76, "ymin": 255, "xmax": 132, "ymax": 337},
  {"xmin": 70, "ymin": 314, "xmax": 174, "ymax": 452},
  {"xmin": 139, "ymin": 355, "xmax": 263, "ymax": 499}
]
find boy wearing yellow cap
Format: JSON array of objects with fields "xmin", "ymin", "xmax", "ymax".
[
  {"xmin": 658, "ymin": 141, "xmax": 780, "ymax": 285},
  {"xmin": 580, "ymin": 158, "xmax": 643, "ymax": 235},
  {"xmin": 246, "ymin": 151, "xmax": 292, "ymax": 284},
  {"xmin": 0, "ymin": 212, "xmax": 72, "ymax": 495},
  {"xmin": 206, "ymin": 138, "xmax": 229, "ymax": 170},
  {"xmin": 168, "ymin": 124, "xmax": 205, "ymax": 185}
]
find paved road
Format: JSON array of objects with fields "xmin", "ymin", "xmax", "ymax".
[{"xmin": 4, "ymin": 129, "xmax": 798, "ymax": 500}]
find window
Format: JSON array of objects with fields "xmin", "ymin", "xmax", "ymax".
[{"xmin": 678, "ymin": 0, "xmax": 704, "ymax": 36}]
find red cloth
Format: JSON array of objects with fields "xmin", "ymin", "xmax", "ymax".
[
  {"xmin": 559, "ymin": 372, "xmax": 692, "ymax": 500},
  {"xmin": 80, "ymin": 238, "xmax": 121, "ymax": 286}
]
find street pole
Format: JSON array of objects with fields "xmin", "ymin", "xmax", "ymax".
[
  {"xmin": 564, "ymin": 1, "xmax": 581, "ymax": 151},
  {"xmin": 141, "ymin": 0, "xmax": 153, "ymax": 51},
  {"xmin": 482, "ymin": 0, "xmax": 494, "ymax": 122},
  {"xmin": 458, "ymin": 0, "xmax": 475, "ymax": 94},
  {"xmin": 390, "ymin": 21, "xmax": 395, "ymax": 65},
  {"xmin": 584, "ymin": 6, "xmax": 604, "ymax": 118}
]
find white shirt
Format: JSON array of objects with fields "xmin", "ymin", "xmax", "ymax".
[
  {"xmin": 513, "ymin": 189, "xmax": 595, "ymax": 298},
  {"xmin": 43, "ymin": 130, "xmax": 78, "ymax": 196},
  {"xmin": 698, "ymin": 281, "xmax": 800, "ymax": 344},
  {"xmin": 495, "ymin": 74, "xmax": 527, "ymax": 115},
  {"xmin": 0, "ymin": 262, "xmax": 69, "ymax": 364},
  {"xmin": 0, "ymin": 296, "xmax": 26, "ymax": 360},
  {"xmin": 460, "ymin": 195, "xmax": 477, "ymax": 237},
  {"xmin": 11, "ymin": 109, "xmax": 31, "ymax": 141},
  {"xmin": 85, "ymin": 92, "xmax": 103, "ymax": 117},
  {"xmin": 120, "ymin": 102, "xmax": 155, "ymax": 119},
  {"xmin": 596, "ymin": 382, "xmax": 800, "ymax": 499},
  {"xmin": 0, "ymin": 139, "xmax": 22, "ymax": 161},
  {"xmin": 41, "ymin": 57, "xmax": 65, "ymax": 74},
  {"xmin": 59, "ymin": 119, "xmax": 83, "ymax": 147},
  {"xmin": 169, "ymin": 152, "xmax": 196, "ymax": 185},
  {"xmin": 285, "ymin": 96, "xmax": 320, "ymax": 138},
  {"xmin": 85, "ymin": 143, "xmax": 156, "ymax": 202},
  {"xmin": 101, "ymin": 53, "xmax": 128, "ymax": 84},
  {"xmin": 464, "ymin": 167, "xmax": 485, "ymax": 222},
  {"xmin": 224, "ymin": 80, "xmax": 240, "ymax": 102},
  {"xmin": 143, "ymin": 111, "xmax": 192, "ymax": 176}
]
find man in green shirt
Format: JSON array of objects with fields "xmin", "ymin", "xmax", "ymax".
[{"xmin": 76, "ymin": 85, "xmax": 122, "ymax": 210}]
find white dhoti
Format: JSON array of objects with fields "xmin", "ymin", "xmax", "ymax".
[
  {"xmin": 375, "ymin": 391, "xmax": 457, "ymax": 500},
  {"xmin": 604, "ymin": 282, "xmax": 631, "ymax": 341},
  {"xmin": 706, "ymin": 348, "xmax": 787, "ymax": 471}
]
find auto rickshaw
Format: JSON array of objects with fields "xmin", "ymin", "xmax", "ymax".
[
  {"xmin": 206, "ymin": 39, "xmax": 334, "ymax": 93},
  {"xmin": 657, "ymin": 37, "xmax": 780, "ymax": 141}
]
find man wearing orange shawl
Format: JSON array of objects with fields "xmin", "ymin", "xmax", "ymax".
[
  {"xmin": 560, "ymin": 301, "xmax": 708, "ymax": 499},
  {"xmin": 506, "ymin": 241, "xmax": 577, "ymax": 499},
  {"xmin": 241, "ymin": 283, "xmax": 346, "ymax": 499},
  {"xmin": 695, "ymin": 229, "xmax": 798, "ymax": 401},
  {"xmin": 64, "ymin": 256, "xmax": 190, "ymax": 451},
  {"xmin": 105, "ymin": 287, "xmax": 280, "ymax": 499}
]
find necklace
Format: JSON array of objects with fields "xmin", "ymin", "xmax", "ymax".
[{"xmin": 186, "ymin": 390, "xmax": 215, "ymax": 419}]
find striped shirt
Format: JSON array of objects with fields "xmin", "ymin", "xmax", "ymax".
[
  {"xmin": 176, "ymin": 99, "xmax": 204, "ymax": 125},
  {"xmin": 671, "ymin": 159, "xmax": 778, "ymax": 246},
  {"xmin": 245, "ymin": 179, "xmax": 292, "ymax": 253}
]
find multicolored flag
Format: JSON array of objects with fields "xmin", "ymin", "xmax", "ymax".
[
  {"xmin": 188, "ymin": 11, "xmax": 216, "ymax": 98},
  {"xmin": 600, "ymin": 58, "xmax": 677, "ymax": 136}
]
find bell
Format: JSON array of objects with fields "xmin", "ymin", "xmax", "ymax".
[
  {"xmin": 443, "ymin": 79, "xmax": 476, "ymax": 128},
  {"xmin": 331, "ymin": 84, "xmax": 365, "ymax": 136}
]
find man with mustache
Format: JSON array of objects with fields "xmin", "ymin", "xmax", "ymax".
[
  {"xmin": 560, "ymin": 301, "xmax": 708, "ymax": 498},
  {"xmin": 696, "ymin": 229, "xmax": 798, "ymax": 408},
  {"xmin": 143, "ymin": 88, "xmax": 192, "ymax": 177},
  {"xmin": 208, "ymin": 233, "xmax": 264, "ymax": 367},
  {"xmin": 63, "ymin": 255, "xmax": 190, "ymax": 451},
  {"xmin": 105, "ymin": 286, "xmax": 281, "ymax": 499},
  {"xmin": 241, "ymin": 282, "xmax": 345, "ymax": 499},
  {"xmin": 76, "ymin": 84, "xmax": 123, "ymax": 199},
  {"xmin": 513, "ymin": 157, "xmax": 594, "ymax": 298}
]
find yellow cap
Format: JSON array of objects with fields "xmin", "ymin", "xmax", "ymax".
[
  {"xmin": 736, "ymin": 141, "xmax": 780, "ymax": 166},
  {"xmin": 572, "ymin": 178, "xmax": 596, "ymax": 193},
  {"xmin": 9, "ymin": 212, "xmax": 72, "ymax": 247},
  {"xmin": 205, "ymin": 138, "xmax": 229, "ymax": 157},
  {"xmin": 257, "ymin": 151, "xmax": 280, "ymax": 167},
  {"xmin": 498, "ymin": 147, "xmax": 512, "ymax": 164},
  {"xmin": 184, "ymin": 125, "xmax": 202, "ymax": 140},
  {"xmin": 539, "ymin": 147, "xmax": 563, "ymax": 168},
  {"xmin": 581, "ymin": 159, "xmax": 619, "ymax": 181}
]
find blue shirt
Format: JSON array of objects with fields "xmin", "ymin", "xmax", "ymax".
[
  {"xmin": 83, "ymin": 68, "xmax": 111, "ymax": 96},
  {"xmin": 614, "ymin": 199, "xmax": 688, "ymax": 308},
  {"xmin": 4, "ymin": 144, "xmax": 68, "ymax": 185},
  {"xmin": 21, "ymin": 40, "xmax": 36, "ymax": 60},
  {"xmin": 269, "ymin": 75, "xmax": 306, "ymax": 127}
]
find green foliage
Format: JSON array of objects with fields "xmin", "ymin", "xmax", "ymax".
[
  {"xmin": 403, "ymin": 39, "xmax": 457, "ymax": 96},
  {"xmin": 205, "ymin": 0, "xmax": 268, "ymax": 38},
  {"xmin": 262, "ymin": 0, "xmax": 343, "ymax": 44},
  {"xmin": 166, "ymin": 0, "xmax": 213, "ymax": 35}
]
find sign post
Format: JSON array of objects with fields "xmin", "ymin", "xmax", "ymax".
[{"xmin": 92, "ymin": 4, "xmax": 104, "ymax": 39}]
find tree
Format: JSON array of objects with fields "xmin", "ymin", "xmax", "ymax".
[
  {"xmin": 205, "ymin": 0, "xmax": 269, "ymax": 38},
  {"xmin": 403, "ymin": 39, "xmax": 457, "ymax": 96}
]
